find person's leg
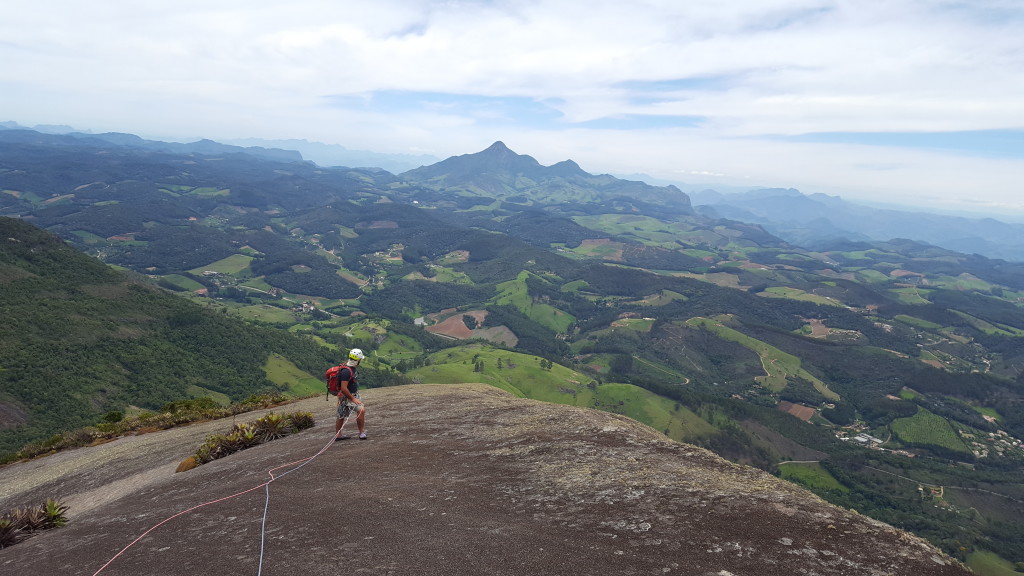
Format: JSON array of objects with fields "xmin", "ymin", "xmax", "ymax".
[
  {"xmin": 356, "ymin": 405, "xmax": 366, "ymax": 437},
  {"xmin": 336, "ymin": 403, "xmax": 351, "ymax": 439}
]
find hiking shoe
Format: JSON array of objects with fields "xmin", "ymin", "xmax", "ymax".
[
  {"xmin": 359, "ymin": 432, "xmax": 367, "ymax": 440},
  {"xmin": 336, "ymin": 435, "xmax": 350, "ymax": 441}
]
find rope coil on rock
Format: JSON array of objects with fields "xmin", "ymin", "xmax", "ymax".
[{"xmin": 91, "ymin": 422, "xmax": 349, "ymax": 576}]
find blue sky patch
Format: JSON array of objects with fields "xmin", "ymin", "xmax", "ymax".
[
  {"xmin": 572, "ymin": 114, "xmax": 706, "ymax": 130},
  {"xmin": 779, "ymin": 130, "xmax": 1024, "ymax": 159},
  {"xmin": 327, "ymin": 91, "xmax": 564, "ymax": 128},
  {"xmin": 614, "ymin": 75, "xmax": 738, "ymax": 93}
]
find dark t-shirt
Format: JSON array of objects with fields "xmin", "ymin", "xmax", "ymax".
[{"xmin": 338, "ymin": 366, "xmax": 358, "ymax": 394}]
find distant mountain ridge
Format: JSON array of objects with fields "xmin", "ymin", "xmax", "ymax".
[
  {"xmin": 223, "ymin": 137, "xmax": 441, "ymax": 172},
  {"xmin": 692, "ymin": 187, "xmax": 1024, "ymax": 263},
  {"xmin": 0, "ymin": 123, "xmax": 304, "ymax": 163},
  {"xmin": 0, "ymin": 121, "xmax": 441, "ymax": 173},
  {"xmin": 401, "ymin": 140, "xmax": 694, "ymax": 214}
]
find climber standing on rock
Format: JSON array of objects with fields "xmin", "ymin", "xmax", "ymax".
[{"xmin": 328, "ymin": 348, "xmax": 367, "ymax": 440}]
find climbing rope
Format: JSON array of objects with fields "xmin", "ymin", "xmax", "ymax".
[{"xmin": 91, "ymin": 422, "xmax": 349, "ymax": 576}]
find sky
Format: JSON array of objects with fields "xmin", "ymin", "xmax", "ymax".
[{"xmin": 2, "ymin": 0, "xmax": 1023, "ymax": 217}]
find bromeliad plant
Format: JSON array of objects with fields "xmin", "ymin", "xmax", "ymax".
[
  {"xmin": 190, "ymin": 411, "xmax": 316, "ymax": 467},
  {"xmin": 0, "ymin": 499, "xmax": 69, "ymax": 549},
  {"xmin": 10, "ymin": 393, "xmax": 294, "ymax": 464}
]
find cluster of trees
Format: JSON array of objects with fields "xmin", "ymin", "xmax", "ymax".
[
  {"xmin": 112, "ymin": 224, "xmax": 236, "ymax": 273},
  {"xmin": 0, "ymin": 218, "xmax": 335, "ymax": 457}
]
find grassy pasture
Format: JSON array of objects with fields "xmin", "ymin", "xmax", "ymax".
[
  {"xmin": 494, "ymin": 271, "xmax": 575, "ymax": 333},
  {"xmin": 376, "ymin": 333, "xmax": 424, "ymax": 362},
  {"xmin": 889, "ymin": 287, "xmax": 932, "ymax": 304},
  {"xmin": 407, "ymin": 344, "xmax": 715, "ymax": 444},
  {"xmin": 854, "ymin": 269, "xmax": 891, "ymax": 283},
  {"xmin": 560, "ymin": 279, "xmax": 590, "ymax": 293},
  {"xmin": 971, "ymin": 405, "xmax": 1002, "ymax": 422},
  {"xmin": 189, "ymin": 253, "xmax": 254, "ymax": 275},
  {"xmin": 681, "ymin": 248, "xmax": 717, "ymax": 260},
  {"xmin": 635, "ymin": 289, "xmax": 688, "ymax": 306},
  {"xmin": 831, "ymin": 249, "xmax": 883, "ymax": 261},
  {"xmin": 185, "ymin": 384, "xmax": 230, "ymax": 405},
  {"xmin": 932, "ymin": 273, "xmax": 996, "ymax": 292},
  {"xmin": 232, "ymin": 304, "xmax": 297, "ymax": 324},
  {"xmin": 241, "ymin": 278, "xmax": 275, "ymax": 292},
  {"xmin": 593, "ymin": 383, "xmax": 716, "ymax": 440},
  {"xmin": 262, "ymin": 353, "xmax": 322, "ymax": 396},
  {"xmin": 189, "ymin": 187, "xmax": 230, "ymax": 197},
  {"xmin": 890, "ymin": 408, "xmax": 970, "ymax": 454},
  {"xmin": 950, "ymin": 310, "xmax": 1024, "ymax": 337},
  {"xmin": 69, "ymin": 230, "xmax": 107, "ymax": 245},
  {"xmin": 162, "ymin": 274, "xmax": 205, "ymax": 292},
  {"xmin": 778, "ymin": 461, "xmax": 848, "ymax": 492},
  {"xmin": 898, "ymin": 387, "xmax": 920, "ymax": 400},
  {"xmin": 611, "ymin": 317, "xmax": 656, "ymax": 332},
  {"xmin": 685, "ymin": 316, "xmax": 840, "ymax": 400},
  {"xmin": 630, "ymin": 355, "xmax": 690, "ymax": 384},
  {"xmin": 572, "ymin": 214, "xmax": 665, "ymax": 238},
  {"xmin": 966, "ymin": 550, "xmax": 1022, "ymax": 576},
  {"xmin": 571, "ymin": 239, "xmax": 625, "ymax": 259},
  {"xmin": 895, "ymin": 314, "xmax": 944, "ymax": 330},
  {"xmin": 404, "ymin": 266, "xmax": 472, "ymax": 284},
  {"xmin": 760, "ymin": 286, "xmax": 843, "ymax": 307},
  {"xmin": 674, "ymin": 271, "xmax": 743, "ymax": 289}
]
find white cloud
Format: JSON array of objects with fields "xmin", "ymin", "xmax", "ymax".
[{"xmin": 1, "ymin": 0, "xmax": 1022, "ymax": 214}]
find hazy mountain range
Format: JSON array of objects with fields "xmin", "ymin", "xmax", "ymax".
[
  {"xmin": 7, "ymin": 119, "xmax": 1024, "ymax": 264},
  {"xmin": 0, "ymin": 120, "xmax": 439, "ymax": 173},
  {"xmin": 691, "ymin": 187, "xmax": 1024, "ymax": 263}
]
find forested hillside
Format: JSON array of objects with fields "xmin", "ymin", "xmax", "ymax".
[{"xmin": 0, "ymin": 217, "xmax": 336, "ymax": 455}]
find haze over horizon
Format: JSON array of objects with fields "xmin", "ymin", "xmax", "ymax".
[{"xmin": 2, "ymin": 1, "xmax": 1022, "ymax": 217}]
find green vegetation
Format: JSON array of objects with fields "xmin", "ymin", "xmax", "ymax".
[
  {"xmin": 232, "ymin": 303, "xmax": 300, "ymax": 324},
  {"xmin": 890, "ymin": 408, "xmax": 971, "ymax": 454},
  {"xmin": 889, "ymin": 287, "xmax": 932, "ymax": 304},
  {"xmin": 189, "ymin": 411, "xmax": 315, "ymax": 467},
  {"xmin": 950, "ymin": 310, "xmax": 1024, "ymax": 337},
  {"xmin": 778, "ymin": 461, "xmax": 848, "ymax": 492},
  {"xmin": 972, "ymin": 405, "xmax": 1002, "ymax": 422},
  {"xmin": 0, "ymin": 499, "xmax": 69, "ymax": 549},
  {"xmin": 760, "ymin": 286, "xmax": 842, "ymax": 307},
  {"xmin": 494, "ymin": 271, "xmax": 575, "ymax": 333},
  {"xmin": 898, "ymin": 388, "xmax": 920, "ymax": 400},
  {"xmin": 7, "ymin": 395, "xmax": 295, "ymax": 463},
  {"xmin": 685, "ymin": 316, "xmax": 839, "ymax": 400},
  {"xmin": 406, "ymin": 344, "xmax": 715, "ymax": 444},
  {"xmin": 263, "ymin": 353, "xmax": 323, "ymax": 396},
  {"xmin": 855, "ymin": 269, "xmax": 891, "ymax": 283},
  {"xmin": 189, "ymin": 253, "xmax": 253, "ymax": 275},
  {"xmin": 161, "ymin": 274, "xmax": 206, "ymax": 291},
  {"xmin": 895, "ymin": 314, "xmax": 944, "ymax": 330},
  {"xmin": 966, "ymin": 550, "xmax": 1024, "ymax": 576}
]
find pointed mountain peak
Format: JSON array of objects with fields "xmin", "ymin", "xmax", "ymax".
[
  {"xmin": 457, "ymin": 141, "xmax": 541, "ymax": 172},
  {"xmin": 483, "ymin": 141, "xmax": 512, "ymax": 154},
  {"xmin": 549, "ymin": 159, "xmax": 586, "ymax": 177}
]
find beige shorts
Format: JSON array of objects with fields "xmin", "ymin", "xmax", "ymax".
[{"xmin": 337, "ymin": 394, "xmax": 364, "ymax": 419}]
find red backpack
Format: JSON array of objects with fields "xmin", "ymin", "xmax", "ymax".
[{"xmin": 325, "ymin": 365, "xmax": 355, "ymax": 398}]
